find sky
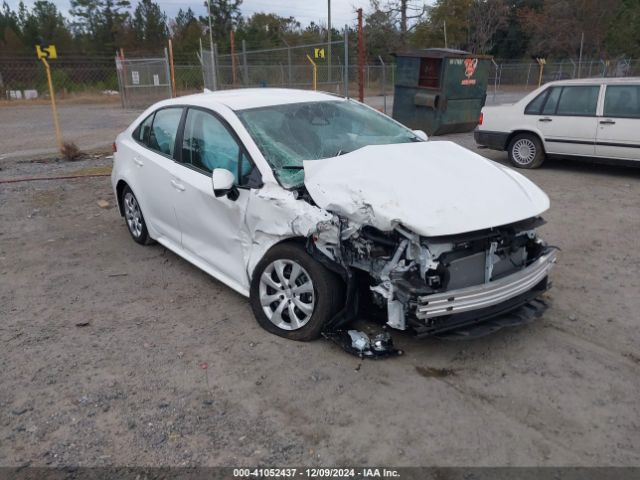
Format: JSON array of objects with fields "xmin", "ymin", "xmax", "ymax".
[{"xmin": 6, "ymin": 0, "xmax": 384, "ymax": 27}]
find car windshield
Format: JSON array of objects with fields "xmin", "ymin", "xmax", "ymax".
[{"xmin": 236, "ymin": 99, "xmax": 420, "ymax": 188}]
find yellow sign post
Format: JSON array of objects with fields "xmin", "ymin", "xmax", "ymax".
[
  {"xmin": 36, "ymin": 45, "xmax": 62, "ymax": 151},
  {"xmin": 536, "ymin": 57, "xmax": 546, "ymax": 88},
  {"xmin": 306, "ymin": 54, "xmax": 317, "ymax": 91}
]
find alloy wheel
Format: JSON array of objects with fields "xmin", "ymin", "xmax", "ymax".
[
  {"xmin": 512, "ymin": 138, "xmax": 537, "ymax": 165},
  {"xmin": 124, "ymin": 192, "xmax": 143, "ymax": 239},
  {"xmin": 258, "ymin": 259, "xmax": 315, "ymax": 331}
]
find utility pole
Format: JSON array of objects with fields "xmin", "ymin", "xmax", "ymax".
[
  {"xmin": 577, "ymin": 31, "xmax": 584, "ymax": 79},
  {"xmin": 443, "ymin": 20, "xmax": 448, "ymax": 49},
  {"xmin": 230, "ymin": 30, "xmax": 237, "ymax": 87},
  {"xmin": 205, "ymin": 0, "xmax": 217, "ymax": 90},
  {"xmin": 327, "ymin": 0, "xmax": 331, "ymax": 84},
  {"xmin": 357, "ymin": 8, "xmax": 364, "ymax": 102}
]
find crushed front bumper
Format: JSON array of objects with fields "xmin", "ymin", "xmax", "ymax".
[{"xmin": 416, "ymin": 249, "xmax": 557, "ymax": 320}]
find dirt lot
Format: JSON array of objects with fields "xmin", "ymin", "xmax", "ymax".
[{"xmin": 1, "ymin": 134, "xmax": 639, "ymax": 468}]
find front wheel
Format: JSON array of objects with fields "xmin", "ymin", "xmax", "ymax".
[
  {"xmin": 508, "ymin": 133, "xmax": 545, "ymax": 169},
  {"xmin": 250, "ymin": 243, "xmax": 344, "ymax": 341}
]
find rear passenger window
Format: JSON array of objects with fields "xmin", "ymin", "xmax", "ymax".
[
  {"xmin": 149, "ymin": 108, "xmax": 183, "ymax": 157},
  {"xmin": 542, "ymin": 87, "xmax": 562, "ymax": 115},
  {"xmin": 556, "ymin": 86, "xmax": 599, "ymax": 116},
  {"xmin": 525, "ymin": 90, "xmax": 548, "ymax": 114},
  {"xmin": 134, "ymin": 113, "xmax": 154, "ymax": 144},
  {"xmin": 604, "ymin": 85, "xmax": 640, "ymax": 118}
]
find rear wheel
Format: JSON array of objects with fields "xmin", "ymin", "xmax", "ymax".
[
  {"xmin": 122, "ymin": 186, "xmax": 152, "ymax": 245},
  {"xmin": 508, "ymin": 133, "xmax": 545, "ymax": 169},
  {"xmin": 250, "ymin": 243, "xmax": 344, "ymax": 341}
]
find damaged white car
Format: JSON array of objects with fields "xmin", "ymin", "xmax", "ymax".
[{"xmin": 112, "ymin": 89, "xmax": 557, "ymax": 341}]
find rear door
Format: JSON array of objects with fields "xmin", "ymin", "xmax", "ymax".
[
  {"xmin": 596, "ymin": 84, "xmax": 640, "ymax": 161},
  {"xmin": 536, "ymin": 85, "xmax": 600, "ymax": 157},
  {"xmin": 129, "ymin": 106, "xmax": 184, "ymax": 244}
]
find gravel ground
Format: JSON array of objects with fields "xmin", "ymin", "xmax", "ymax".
[{"xmin": 1, "ymin": 131, "xmax": 639, "ymax": 467}]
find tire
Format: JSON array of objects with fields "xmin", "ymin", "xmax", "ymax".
[
  {"xmin": 250, "ymin": 242, "xmax": 344, "ymax": 341},
  {"xmin": 508, "ymin": 133, "xmax": 545, "ymax": 169},
  {"xmin": 121, "ymin": 185, "xmax": 152, "ymax": 245}
]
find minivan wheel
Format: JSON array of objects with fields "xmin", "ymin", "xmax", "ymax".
[
  {"xmin": 122, "ymin": 186, "xmax": 152, "ymax": 245},
  {"xmin": 508, "ymin": 133, "xmax": 545, "ymax": 169},
  {"xmin": 250, "ymin": 243, "xmax": 343, "ymax": 341}
]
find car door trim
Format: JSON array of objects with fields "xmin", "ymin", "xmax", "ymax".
[{"xmin": 545, "ymin": 138, "xmax": 640, "ymax": 149}]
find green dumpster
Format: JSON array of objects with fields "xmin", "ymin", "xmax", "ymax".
[{"xmin": 391, "ymin": 48, "xmax": 492, "ymax": 136}]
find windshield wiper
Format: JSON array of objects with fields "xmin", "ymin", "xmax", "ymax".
[{"xmin": 281, "ymin": 165, "xmax": 304, "ymax": 170}]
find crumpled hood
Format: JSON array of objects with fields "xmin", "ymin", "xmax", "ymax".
[{"xmin": 303, "ymin": 141, "xmax": 550, "ymax": 237}]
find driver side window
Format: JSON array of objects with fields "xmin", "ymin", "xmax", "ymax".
[{"xmin": 181, "ymin": 108, "xmax": 254, "ymax": 184}]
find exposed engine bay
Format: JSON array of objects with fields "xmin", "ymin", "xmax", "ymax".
[{"xmin": 310, "ymin": 213, "xmax": 556, "ymax": 337}]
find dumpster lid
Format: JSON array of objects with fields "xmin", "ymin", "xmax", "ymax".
[{"xmin": 394, "ymin": 48, "xmax": 492, "ymax": 59}]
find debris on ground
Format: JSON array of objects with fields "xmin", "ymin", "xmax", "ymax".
[
  {"xmin": 323, "ymin": 330, "xmax": 403, "ymax": 359},
  {"xmin": 97, "ymin": 199, "xmax": 110, "ymax": 209},
  {"xmin": 415, "ymin": 365, "xmax": 456, "ymax": 378},
  {"xmin": 60, "ymin": 141, "xmax": 83, "ymax": 161},
  {"xmin": 75, "ymin": 321, "xmax": 90, "ymax": 327}
]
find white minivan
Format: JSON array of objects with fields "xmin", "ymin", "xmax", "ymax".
[{"xmin": 475, "ymin": 78, "xmax": 640, "ymax": 168}]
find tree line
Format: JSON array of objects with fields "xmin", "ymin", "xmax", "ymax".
[{"xmin": 1, "ymin": 0, "xmax": 639, "ymax": 60}]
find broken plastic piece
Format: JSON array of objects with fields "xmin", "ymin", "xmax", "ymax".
[{"xmin": 322, "ymin": 329, "xmax": 404, "ymax": 359}]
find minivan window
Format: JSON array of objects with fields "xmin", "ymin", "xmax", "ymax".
[
  {"xmin": 604, "ymin": 85, "xmax": 640, "ymax": 118},
  {"xmin": 149, "ymin": 108, "xmax": 183, "ymax": 157},
  {"xmin": 556, "ymin": 86, "xmax": 599, "ymax": 116}
]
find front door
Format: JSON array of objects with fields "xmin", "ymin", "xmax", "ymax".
[
  {"xmin": 172, "ymin": 107, "xmax": 258, "ymax": 290},
  {"xmin": 596, "ymin": 84, "xmax": 640, "ymax": 161}
]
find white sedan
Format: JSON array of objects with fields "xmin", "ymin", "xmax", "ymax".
[
  {"xmin": 475, "ymin": 77, "xmax": 640, "ymax": 168},
  {"xmin": 112, "ymin": 89, "xmax": 556, "ymax": 341}
]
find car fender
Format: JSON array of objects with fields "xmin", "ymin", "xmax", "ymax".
[
  {"xmin": 242, "ymin": 182, "xmax": 337, "ymax": 282},
  {"xmin": 506, "ymin": 125, "xmax": 547, "ymax": 151}
]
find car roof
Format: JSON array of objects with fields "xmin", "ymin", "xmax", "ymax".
[
  {"xmin": 164, "ymin": 88, "xmax": 341, "ymax": 111},
  {"xmin": 543, "ymin": 77, "xmax": 640, "ymax": 87}
]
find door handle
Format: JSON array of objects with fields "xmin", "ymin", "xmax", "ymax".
[
  {"xmin": 170, "ymin": 179, "xmax": 185, "ymax": 191},
  {"xmin": 132, "ymin": 157, "xmax": 144, "ymax": 166},
  {"xmin": 538, "ymin": 117, "xmax": 553, "ymax": 122},
  {"xmin": 599, "ymin": 119, "xmax": 616, "ymax": 125}
]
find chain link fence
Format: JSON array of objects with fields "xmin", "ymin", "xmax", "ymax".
[
  {"xmin": 115, "ymin": 56, "xmax": 172, "ymax": 109},
  {"xmin": 2, "ymin": 52, "xmax": 639, "ymax": 109},
  {"xmin": 0, "ymin": 56, "xmax": 119, "ymax": 101},
  {"xmin": 200, "ymin": 40, "xmax": 350, "ymax": 94},
  {"xmin": 487, "ymin": 58, "xmax": 640, "ymax": 102}
]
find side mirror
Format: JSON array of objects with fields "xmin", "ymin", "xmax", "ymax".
[
  {"xmin": 211, "ymin": 168, "xmax": 238, "ymax": 200},
  {"xmin": 412, "ymin": 129, "xmax": 429, "ymax": 142}
]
